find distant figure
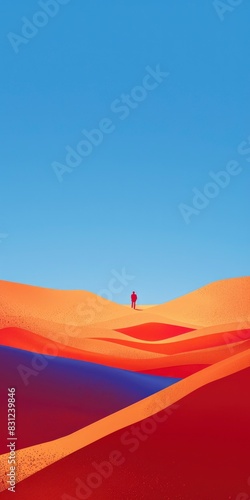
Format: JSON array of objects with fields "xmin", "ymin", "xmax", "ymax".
[{"xmin": 131, "ymin": 291, "xmax": 137, "ymax": 309}]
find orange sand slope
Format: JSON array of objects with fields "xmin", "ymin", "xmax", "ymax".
[
  {"xmin": 0, "ymin": 281, "xmax": 197, "ymax": 334},
  {"xmin": 0, "ymin": 348, "xmax": 249, "ymax": 491},
  {"xmin": 93, "ymin": 312, "xmax": 198, "ymax": 330},
  {"xmin": 0, "ymin": 325, "xmax": 249, "ymax": 371},
  {"xmin": 149, "ymin": 277, "xmax": 250, "ymax": 326},
  {"xmin": 3, "ymin": 277, "xmax": 250, "ymax": 331},
  {"xmin": 0, "ymin": 316, "xmax": 195, "ymax": 345},
  {"xmin": 0, "ymin": 280, "xmax": 135, "ymax": 326}
]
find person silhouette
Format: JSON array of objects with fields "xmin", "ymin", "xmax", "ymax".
[{"xmin": 131, "ymin": 291, "xmax": 137, "ymax": 309}]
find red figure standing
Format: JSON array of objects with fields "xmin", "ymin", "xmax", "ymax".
[{"xmin": 131, "ymin": 291, "xmax": 137, "ymax": 309}]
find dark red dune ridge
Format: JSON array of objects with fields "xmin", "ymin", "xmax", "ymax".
[
  {"xmin": 8, "ymin": 367, "xmax": 250, "ymax": 500},
  {"xmin": 116, "ymin": 322, "xmax": 194, "ymax": 341},
  {"xmin": 140, "ymin": 364, "xmax": 210, "ymax": 378}
]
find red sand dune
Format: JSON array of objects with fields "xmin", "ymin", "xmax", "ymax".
[
  {"xmin": 4, "ymin": 367, "xmax": 250, "ymax": 500},
  {"xmin": 116, "ymin": 322, "xmax": 194, "ymax": 341},
  {"xmin": 0, "ymin": 349, "xmax": 249, "ymax": 492}
]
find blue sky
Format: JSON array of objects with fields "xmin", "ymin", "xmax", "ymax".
[{"xmin": 0, "ymin": 0, "xmax": 249, "ymax": 304}]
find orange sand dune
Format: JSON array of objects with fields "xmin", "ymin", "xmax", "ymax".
[
  {"xmin": 1, "ymin": 349, "xmax": 249, "ymax": 491},
  {"xmin": 102, "ymin": 328, "xmax": 250, "ymax": 354},
  {"xmin": 145, "ymin": 341, "xmax": 250, "ymax": 366},
  {"xmin": 0, "ymin": 327, "xmax": 164, "ymax": 369},
  {"xmin": 149, "ymin": 277, "xmax": 250, "ymax": 326},
  {"xmin": 156, "ymin": 321, "xmax": 250, "ymax": 344},
  {"xmin": 0, "ymin": 322, "xmax": 249, "ymax": 371},
  {"xmin": 0, "ymin": 327, "xmax": 248, "ymax": 372},
  {"xmin": 2, "ymin": 315, "xmax": 187, "ymax": 346},
  {"xmin": 98, "ymin": 339, "xmax": 249, "ymax": 366},
  {"xmin": 0, "ymin": 280, "xmax": 135, "ymax": 326},
  {"xmin": 0, "ymin": 280, "xmax": 198, "ymax": 336},
  {"xmin": 0, "ymin": 315, "xmax": 198, "ymax": 347},
  {"xmin": 1, "ymin": 278, "xmax": 249, "ymax": 332},
  {"xmin": 94, "ymin": 312, "xmax": 198, "ymax": 330},
  {"xmin": 1, "ymin": 315, "xmax": 247, "ymax": 354}
]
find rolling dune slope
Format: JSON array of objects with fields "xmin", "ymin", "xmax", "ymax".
[
  {"xmin": 0, "ymin": 345, "xmax": 179, "ymax": 453},
  {"xmin": 0, "ymin": 326, "xmax": 248, "ymax": 372},
  {"xmin": 0, "ymin": 348, "xmax": 249, "ymax": 491},
  {"xmin": 11, "ymin": 366, "xmax": 249, "ymax": 500},
  {"xmin": 0, "ymin": 280, "xmax": 132, "ymax": 325},
  {"xmin": 0, "ymin": 278, "xmax": 249, "ymax": 498},
  {"xmin": 149, "ymin": 277, "xmax": 250, "ymax": 326}
]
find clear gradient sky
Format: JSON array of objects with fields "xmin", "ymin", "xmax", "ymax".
[{"xmin": 1, "ymin": 1, "xmax": 249, "ymax": 304}]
